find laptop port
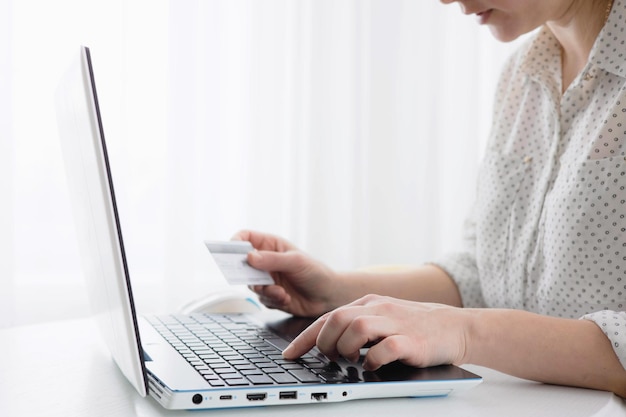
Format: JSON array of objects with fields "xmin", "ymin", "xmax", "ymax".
[
  {"xmin": 311, "ymin": 392, "xmax": 327, "ymax": 401},
  {"xmin": 279, "ymin": 391, "xmax": 297, "ymax": 400},
  {"xmin": 219, "ymin": 395, "xmax": 232, "ymax": 400},
  {"xmin": 246, "ymin": 393, "xmax": 267, "ymax": 401}
]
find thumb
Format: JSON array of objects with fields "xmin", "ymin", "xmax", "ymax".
[{"xmin": 248, "ymin": 250, "xmax": 302, "ymax": 274}]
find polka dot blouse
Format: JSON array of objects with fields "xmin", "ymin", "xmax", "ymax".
[{"xmin": 434, "ymin": 1, "xmax": 626, "ymax": 370}]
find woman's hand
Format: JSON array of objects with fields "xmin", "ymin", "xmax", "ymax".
[
  {"xmin": 232, "ymin": 230, "xmax": 339, "ymax": 318},
  {"xmin": 282, "ymin": 294, "xmax": 471, "ymax": 370},
  {"xmin": 282, "ymin": 294, "xmax": 626, "ymax": 397}
]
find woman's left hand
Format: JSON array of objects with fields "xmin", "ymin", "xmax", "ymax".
[{"xmin": 282, "ymin": 294, "xmax": 471, "ymax": 371}]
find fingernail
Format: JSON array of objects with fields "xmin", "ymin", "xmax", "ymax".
[
  {"xmin": 282, "ymin": 343, "xmax": 294, "ymax": 358},
  {"xmin": 246, "ymin": 253, "xmax": 259, "ymax": 268}
]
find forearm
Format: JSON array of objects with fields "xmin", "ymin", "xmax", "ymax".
[
  {"xmin": 464, "ymin": 308, "xmax": 626, "ymax": 397},
  {"xmin": 332, "ymin": 264, "xmax": 463, "ymax": 308}
]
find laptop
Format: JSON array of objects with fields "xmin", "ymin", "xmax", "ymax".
[{"xmin": 54, "ymin": 46, "xmax": 481, "ymax": 410}]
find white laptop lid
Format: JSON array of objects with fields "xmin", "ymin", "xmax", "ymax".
[{"xmin": 55, "ymin": 46, "xmax": 148, "ymax": 397}]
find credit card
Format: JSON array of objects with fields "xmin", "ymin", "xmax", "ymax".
[{"xmin": 204, "ymin": 240, "xmax": 274, "ymax": 286}]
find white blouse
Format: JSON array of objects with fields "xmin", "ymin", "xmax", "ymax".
[{"xmin": 435, "ymin": 1, "xmax": 626, "ymax": 369}]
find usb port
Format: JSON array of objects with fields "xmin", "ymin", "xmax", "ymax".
[
  {"xmin": 246, "ymin": 393, "xmax": 267, "ymax": 401},
  {"xmin": 311, "ymin": 392, "xmax": 327, "ymax": 401},
  {"xmin": 219, "ymin": 395, "xmax": 232, "ymax": 400},
  {"xmin": 279, "ymin": 391, "xmax": 297, "ymax": 400}
]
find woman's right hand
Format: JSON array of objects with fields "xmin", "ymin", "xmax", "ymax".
[{"xmin": 232, "ymin": 230, "xmax": 339, "ymax": 318}]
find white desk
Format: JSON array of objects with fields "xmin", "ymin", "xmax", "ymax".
[{"xmin": 1, "ymin": 317, "xmax": 624, "ymax": 417}]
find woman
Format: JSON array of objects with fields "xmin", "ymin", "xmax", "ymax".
[{"xmin": 236, "ymin": 0, "xmax": 626, "ymax": 396}]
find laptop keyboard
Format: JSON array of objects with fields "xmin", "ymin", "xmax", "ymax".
[{"xmin": 147, "ymin": 314, "xmax": 344, "ymax": 387}]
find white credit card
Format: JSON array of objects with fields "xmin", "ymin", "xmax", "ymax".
[{"xmin": 204, "ymin": 240, "xmax": 274, "ymax": 286}]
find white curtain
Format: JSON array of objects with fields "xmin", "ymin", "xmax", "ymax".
[
  {"xmin": 1, "ymin": 0, "xmax": 15, "ymax": 325},
  {"xmin": 1, "ymin": 0, "xmax": 520, "ymax": 327}
]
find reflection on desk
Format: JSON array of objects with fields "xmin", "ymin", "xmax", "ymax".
[{"xmin": 0, "ymin": 317, "xmax": 624, "ymax": 417}]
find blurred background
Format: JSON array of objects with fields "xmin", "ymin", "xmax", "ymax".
[{"xmin": 0, "ymin": 0, "xmax": 524, "ymax": 327}]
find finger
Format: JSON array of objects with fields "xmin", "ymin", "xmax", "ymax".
[
  {"xmin": 258, "ymin": 295, "xmax": 287, "ymax": 310},
  {"xmin": 259, "ymin": 290, "xmax": 291, "ymax": 310},
  {"xmin": 232, "ymin": 230, "xmax": 295, "ymax": 252},
  {"xmin": 246, "ymin": 251, "xmax": 266, "ymax": 269},
  {"xmin": 262, "ymin": 285, "xmax": 288, "ymax": 299},
  {"xmin": 363, "ymin": 334, "xmax": 414, "ymax": 371},
  {"xmin": 230, "ymin": 229, "xmax": 251, "ymax": 242},
  {"xmin": 231, "ymin": 229, "xmax": 268, "ymax": 246},
  {"xmin": 314, "ymin": 306, "xmax": 377, "ymax": 360},
  {"xmin": 247, "ymin": 250, "xmax": 304, "ymax": 274},
  {"xmin": 282, "ymin": 314, "xmax": 328, "ymax": 360},
  {"xmin": 249, "ymin": 284, "xmax": 290, "ymax": 306},
  {"xmin": 248, "ymin": 284, "xmax": 264, "ymax": 294},
  {"xmin": 335, "ymin": 315, "xmax": 390, "ymax": 363},
  {"xmin": 231, "ymin": 230, "xmax": 273, "ymax": 252}
]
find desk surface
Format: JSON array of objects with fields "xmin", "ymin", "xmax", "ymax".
[{"xmin": 1, "ymin": 317, "xmax": 624, "ymax": 417}]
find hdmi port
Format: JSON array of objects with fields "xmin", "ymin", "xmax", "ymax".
[{"xmin": 246, "ymin": 393, "xmax": 267, "ymax": 401}]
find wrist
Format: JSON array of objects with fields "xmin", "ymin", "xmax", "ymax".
[
  {"xmin": 459, "ymin": 308, "xmax": 492, "ymax": 366},
  {"xmin": 323, "ymin": 270, "xmax": 355, "ymax": 311}
]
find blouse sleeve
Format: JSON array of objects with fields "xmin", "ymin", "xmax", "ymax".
[
  {"xmin": 581, "ymin": 310, "xmax": 626, "ymax": 370},
  {"xmin": 430, "ymin": 205, "xmax": 486, "ymax": 308}
]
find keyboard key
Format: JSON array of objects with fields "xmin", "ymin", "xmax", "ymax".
[
  {"xmin": 264, "ymin": 337, "xmax": 291, "ymax": 351},
  {"xmin": 266, "ymin": 354, "xmax": 285, "ymax": 360},
  {"xmin": 282, "ymin": 363, "xmax": 306, "ymax": 371},
  {"xmin": 318, "ymin": 370, "xmax": 347, "ymax": 383},
  {"xmin": 289, "ymin": 369, "xmax": 323, "ymax": 383},
  {"xmin": 242, "ymin": 353, "xmax": 264, "ymax": 360},
  {"xmin": 240, "ymin": 368, "xmax": 263, "ymax": 376},
  {"xmin": 260, "ymin": 367, "xmax": 283, "ymax": 374},
  {"xmin": 224, "ymin": 378, "xmax": 250, "ymax": 386},
  {"xmin": 218, "ymin": 372, "xmax": 242, "ymax": 380},
  {"xmin": 257, "ymin": 362, "xmax": 278, "ymax": 368},
  {"xmin": 247, "ymin": 374, "xmax": 274, "ymax": 385},
  {"xmin": 256, "ymin": 344, "xmax": 278, "ymax": 353},
  {"xmin": 198, "ymin": 369, "xmax": 216, "ymax": 376},
  {"xmin": 233, "ymin": 364, "xmax": 257, "ymax": 371},
  {"xmin": 237, "ymin": 349, "xmax": 258, "ymax": 355},
  {"xmin": 274, "ymin": 359, "xmax": 299, "ymax": 365},
  {"xmin": 229, "ymin": 359, "xmax": 251, "ymax": 366},
  {"xmin": 222, "ymin": 354, "xmax": 245, "ymax": 362},
  {"xmin": 269, "ymin": 372, "xmax": 298, "ymax": 384},
  {"xmin": 208, "ymin": 379, "xmax": 225, "ymax": 387},
  {"xmin": 300, "ymin": 358, "xmax": 325, "ymax": 367},
  {"xmin": 214, "ymin": 367, "xmax": 237, "ymax": 374}
]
